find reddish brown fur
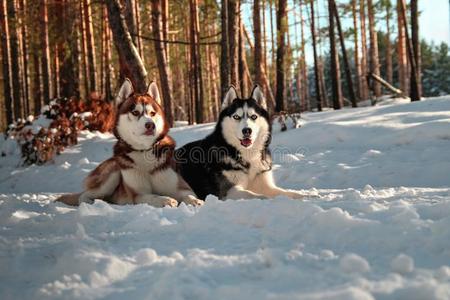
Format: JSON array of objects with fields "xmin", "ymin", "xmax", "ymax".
[{"xmin": 57, "ymin": 92, "xmax": 178, "ymax": 206}]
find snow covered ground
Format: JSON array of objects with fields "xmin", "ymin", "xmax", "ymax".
[{"xmin": 1, "ymin": 97, "xmax": 450, "ymax": 299}]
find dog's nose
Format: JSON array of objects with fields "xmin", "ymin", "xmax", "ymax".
[
  {"xmin": 242, "ymin": 127, "xmax": 252, "ymax": 137},
  {"xmin": 145, "ymin": 122, "xmax": 155, "ymax": 130}
]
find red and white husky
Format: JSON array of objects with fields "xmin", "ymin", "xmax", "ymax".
[{"xmin": 57, "ymin": 79, "xmax": 203, "ymax": 207}]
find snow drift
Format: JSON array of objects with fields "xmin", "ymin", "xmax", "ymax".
[{"xmin": 0, "ymin": 97, "xmax": 450, "ymax": 299}]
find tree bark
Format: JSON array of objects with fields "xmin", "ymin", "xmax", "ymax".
[
  {"xmin": 385, "ymin": 1, "xmax": 393, "ymax": 84},
  {"xmin": 367, "ymin": 0, "xmax": 381, "ymax": 97},
  {"xmin": 18, "ymin": 0, "xmax": 29, "ymax": 115},
  {"xmin": 332, "ymin": 0, "xmax": 357, "ymax": 107},
  {"xmin": 275, "ymin": 0, "xmax": 287, "ymax": 112},
  {"xmin": 58, "ymin": 0, "xmax": 79, "ymax": 99},
  {"xmin": 351, "ymin": 0, "xmax": 362, "ymax": 100},
  {"xmin": 397, "ymin": 0, "xmax": 408, "ymax": 94},
  {"xmin": 0, "ymin": 0, "xmax": 13, "ymax": 124},
  {"xmin": 299, "ymin": 0, "xmax": 309, "ymax": 111},
  {"xmin": 83, "ymin": 0, "xmax": 97, "ymax": 93},
  {"xmin": 253, "ymin": 0, "xmax": 262, "ymax": 85},
  {"xmin": 228, "ymin": 0, "xmax": 239, "ymax": 87},
  {"xmin": 189, "ymin": 0, "xmax": 204, "ymax": 123},
  {"xmin": 411, "ymin": 0, "xmax": 422, "ymax": 98},
  {"xmin": 106, "ymin": 0, "xmax": 147, "ymax": 93},
  {"xmin": 150, "ymin": 0, "xmax": 174, "ymax": 126},
  {"xmin": 7, "ymin": 0, "xmax": 22, "ymax": 119},
  {"xmin": 327, "ymin": 0, "xmax": 342, "ymax": 110},
  {"xmin": 399, "ymin": 0, "xmax": 420, "ymax": 101},
  {"xmin": 310, "ymin": 0, "xmax": 322, "ymax": 111},
  {"xmin": 359, "ymin": 0, "xmax": 369, "ymax": 100},
  {"xmin": 220, "ymin": 0, "xmax": 230, "ymax": 99}
]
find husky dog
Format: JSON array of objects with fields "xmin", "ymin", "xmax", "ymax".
[
  {"xmin": 175, "ymin": 85, "xmax": 307, "ymax": 201},
  {"xmin": 57, "ymin": 79, "xmax": 203, "ymax": 207}
]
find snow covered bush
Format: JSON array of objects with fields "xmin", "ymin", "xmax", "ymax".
[{"xmin": 1, "ymin": 96, "xmax": 114, "ymax": 165}]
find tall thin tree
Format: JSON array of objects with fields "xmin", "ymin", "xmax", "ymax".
[
  {"xmin": 150, "ymin": 0, "xmax": 174, "ymax": 125},
  {"xmin": 275, "ymin": 0, "xmax": 287, "ymax": 112}
]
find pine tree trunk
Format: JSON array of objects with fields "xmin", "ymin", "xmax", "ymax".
[
  {"xmin": 238, "ymin": 15, "xmax": 249, "ymax": 96},
  {"xmin": 332, "ymin": 0, "xmax": 357, "ymax": 107},
  {"xmin": 411, "ymin": 0, "xmax": 421, "ymax": 98},
  {"xmin": 275, "ymin": 0, "xmax": 287, "ymax": 112},
  {"xmin": 397, "ymin": 0, "xmax": 408, "ymax": 94},
  {"xmin": 220, "ymin": 0, "xmax": 230, "ymax": 99},
  {"xmin": 359, "ymin": 0, "xmax": 369, "ymax": 100},
  {"xmin": 269, "ymin": 0, "xmax": 275, "ymax": 83},
  {"xmin": 161, "ymin": 0, "xmax": 169, "ymax": 65},
  {"xmin": 261, "ymin": 0, "xmax": 267, "ymax": 76},
  {"xmin": 310, "ymin": 0, "xmax": 322, "ymax": 111},
  {"xmin": 53, "ymin": 45, "xmax": 60, "ymax": 98},
  {"xmin": 300, "ymin": 0, "xmax": 309, "ymax": 111},
  {"xmin": 32, "ymin": 52, "xmax": 41, "ymax": 115},
  {"xmin": 103, "ymin": 5, "xmax": 113, "ymax": 101},
  {"xmin": 351, "ymin": 0, "xmax": 362, "ymax": 100},
  {"xmin": 150, "ymin": 0, "xmax": 174, "ymax": 126},
  {"xmin": 253, "ymin": 0, "xmax": 262, "ymax": 85},
  {"xmin": 189, "ymin": 0, "xmax": 204, "ymax": 123},
  {"xmin": 385, "ymin": 2, "xmax": 393, "ymax": 84},
  {"xmin": 327, "ymin": 0, "xmax": 342, "ymax": 110},
  {"xmin": 79, "ymin": 0, "xmax": 89, "ymax": 99},
  {"xmin": 7, "ymin": 0, "xmax": 22, "ymax": 119},
  {"xmin": 18, "ymin": 0, "xmax": 29, "ymax": 116},
  {"xmin": 399, "ymin": 0, "xmax": 420, "ymax": 101},
  {"xmin": 58, "ymin": 0, "xmax": 79, "ymax": 99},
  {"xmin": 83, "ymin": 0, "xmax": 97, "ymax": 93},
  {"xmin": 106, "ymin": 0, "xmax": 147, "ymax": 93},
  {"xmin": 367, "ymin": 0, "xmax": 381, "ymax": 97},
  {"xmin": 0, "ymin": 0, "xmax": 13, "ymax": 125},
  {"xmin": 134, "ymin": 0, "xmax": 144, "ymax": 60},
  {"xmin": 40, "ymin": 0, "xmax": 51, "ymax": 103},
  {"xmin": 228, "ymin": 0, "xmax": 239, "ymax": 87}
]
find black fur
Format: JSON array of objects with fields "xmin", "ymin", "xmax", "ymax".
[{"xmin": 175, "ymin": 97, "xmax": 272, "ymax": 200}]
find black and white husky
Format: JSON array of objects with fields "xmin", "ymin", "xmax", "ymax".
[{"xmin": 176, "ymin": 85, "xmax": 307, "ymax": 201}]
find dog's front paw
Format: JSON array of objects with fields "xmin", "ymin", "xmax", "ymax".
[
  {"xmin": 285, "ymin": 190, "xmax": 307, "ymax": 200},
  {"xmin": 154, "ymin": 196, "xmax": 179, "ymax": 208},
  {"xmin": 183, "ymin": 195, "xmax": 204, "ymax": 206}
]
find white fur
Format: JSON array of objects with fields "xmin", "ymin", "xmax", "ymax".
[
  {"xmin": 250, "ymin": 85, "xmax": 267, "ymax": 110},
  {"xmin": 116, "ymin": 79, "xmax": 134, "ymax": 107},
  {"xmin": 148, "ymin": 82, "xmax": 162, "ymax": 105},
  {"xmin": 74, "ymin": 80, "xmax": 203, "ymax": 208},
  {"xmin": 116, "ymin": 103, "xmax": 165, "ymax": 151},
  {"xmin": 221, "ymin": 86, "xmax": 238, "ymax": 110},
  {"xmin": 221, "ymin": 103, "xmax": 270, "ymax": 151},
  {"xmin": 219, "ymin": 88, "xmax": 309, "ymax": 201}
]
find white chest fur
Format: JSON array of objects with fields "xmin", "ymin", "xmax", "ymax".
[
  {"xmin": 222, "ymin": 150, "xmax": 269, "ymax": 189},
  {"xmin": 121, "ymin": 150, "xmax": 167, "ymax": 194}
]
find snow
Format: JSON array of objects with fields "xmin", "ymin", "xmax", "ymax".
[{"xmin": 1, "ymin": 97, "xmax": 450, "ymax": 299}]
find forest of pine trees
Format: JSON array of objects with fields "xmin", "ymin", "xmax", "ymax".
[{"xmin": 0, "ymin": 0, "xmax": 449, "ymax": 131}]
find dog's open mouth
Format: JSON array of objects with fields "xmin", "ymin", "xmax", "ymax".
[
  {"xmin": 240, "ymin": 138, "xmax": 252, "ymax": 147},
  {"xmin": 144, "ymin": 129, "xmax": 155, "ymax": 136}
]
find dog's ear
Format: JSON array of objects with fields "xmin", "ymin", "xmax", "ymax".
[
  {"xmin": 116, "ymin": 78, "xmax": 134, "ymax": 107},
  {"xmin": 221, "ymin": 86, "xmax": 238, "ymax": 110},
  {"xmin": 250, "ymin": 85, "xmax": 267, "ymax": 110},
  {"xmin": 147, "ymin": 81, "xmax": 162, "ymax": 105}
]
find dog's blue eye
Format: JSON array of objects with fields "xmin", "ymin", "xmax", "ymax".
[
  {"xmin": 131, "ymin": 111, "xmax": 140, "ymax": 116},
  {"xmin": 233, "ymin": 115, "xmax": 241, "ymax": 120},
  {"xmin": 250, "ymin": 115, "xmax": 258, "ymax": 120}
]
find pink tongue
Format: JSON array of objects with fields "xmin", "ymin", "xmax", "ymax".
[
  {"xmin": 241, "ymin": 138, "xmax": 252, "ymax": 147},
  {"xmin": 144, "ymin": 129, "xmax": 154, "ymax": 136}
]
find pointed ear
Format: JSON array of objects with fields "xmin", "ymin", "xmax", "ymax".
[
  {"xmin": 116, "ymin": 78, "xmax": 134, "ymax": 107},
  {"xmin": 221, "ymin": 86, "xmax": 238, "ymax": 110},
  {"xmin": 250, "ymin": 84, "xmax": 267, "ymax": 110},
  {"xmin": 147, "ymin": 81, "xmax": 161, "ymax": 105}
]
